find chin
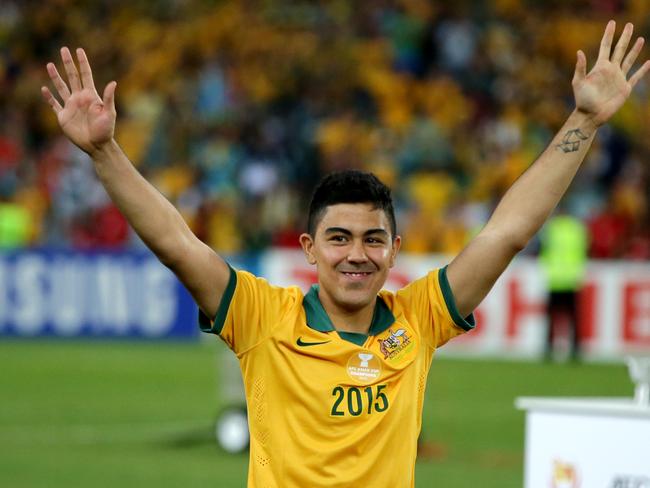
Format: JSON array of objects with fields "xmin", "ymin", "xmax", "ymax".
[{"xmin": 334, "ymin": 289, "xmax": 376, "ymax": 311}]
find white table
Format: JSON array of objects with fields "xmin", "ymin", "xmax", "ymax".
[{"xmin": 515, "ymin": 397, "xmax": 650, "ymax": 487}]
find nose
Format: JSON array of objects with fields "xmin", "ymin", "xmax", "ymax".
[{"xmin": 347, "ymin": 239, "xmax": 369, "ymax": 263}]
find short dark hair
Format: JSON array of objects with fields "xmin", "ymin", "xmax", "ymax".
[{"xmin": 307, "ymin": 170, "xmax": 396, "ymax": 238}]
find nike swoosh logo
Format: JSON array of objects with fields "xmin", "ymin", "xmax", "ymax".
[{"xmin": 296, "ymin": 337, "xmax": 331, "ymax": 347}]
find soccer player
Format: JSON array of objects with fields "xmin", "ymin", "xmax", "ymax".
[{"xmin": 42, "ymin": 21, "xmax": 648, "ymax": 487}]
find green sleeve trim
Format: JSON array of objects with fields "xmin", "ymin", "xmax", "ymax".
[
  {"xmin": 199, "ymin": 265, "xmax": 237, "ymax": 335},
  {"xmin": 438, "ymin": 266, "xmax": 476, "ymax": 332}
]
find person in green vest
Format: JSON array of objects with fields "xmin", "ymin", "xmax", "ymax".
[
  {"xmin": 539, "ymin": 210, "xmax": 588, "ymax": 361},
  {"xmin": 0, "ymin": 189, "xmax": 32, "ymax": 249}
]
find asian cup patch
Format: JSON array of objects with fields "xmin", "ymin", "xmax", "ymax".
[{"xmin": 346, "ymin": 351, "xmax": 382, "ymax": 384}]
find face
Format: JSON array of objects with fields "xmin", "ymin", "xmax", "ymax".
[{"xmin": 300, "ymin": 203, "xmax": 401, "ymax": 313}]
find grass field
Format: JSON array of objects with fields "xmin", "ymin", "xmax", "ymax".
[{"xmin": 0, "ymin": 340, "xmax": 633, "ymax": 487}]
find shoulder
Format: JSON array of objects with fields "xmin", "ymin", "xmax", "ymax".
[
  {"xmin": 234, "ymin": 268, "xmax": 304, "ymax": 303},
  {"xmin": 381, "ymin": 269, "xmax": 443, "ymax": 304},
  {"xmin": 381, "ymin": 267, "xmax": 474, "ymax": 330}
]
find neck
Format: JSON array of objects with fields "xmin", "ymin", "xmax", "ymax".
[{"xmin": 318, "ymin": 290, "xmax": 376, "ymax": 334}]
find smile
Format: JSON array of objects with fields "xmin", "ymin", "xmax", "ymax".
[{"xmin": 340, "ymin": 271, "xmax": 373, "ymax": 279}]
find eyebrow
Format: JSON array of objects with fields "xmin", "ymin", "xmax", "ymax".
[{"xmin": 324, "ymin": 227, "xmax": 390, "ymax": 237}]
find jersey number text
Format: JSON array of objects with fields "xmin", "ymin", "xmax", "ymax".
[{"xmin": 330, "ymin": 385, "xmax": 389, "ymax": 416}]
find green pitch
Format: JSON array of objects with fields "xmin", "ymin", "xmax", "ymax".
[{"xmin": 0, "ymin": 340, "xmax": 632, "ymax": 487}]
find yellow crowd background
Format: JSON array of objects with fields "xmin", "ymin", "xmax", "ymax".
[{"xmin": 0, "ymin": 0, "xmax": 648, "ymax": 258}]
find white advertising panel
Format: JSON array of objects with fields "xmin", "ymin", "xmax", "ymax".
[{"xmin": 524, "ymin": 407, "xmax": 650, "ymax": 487}]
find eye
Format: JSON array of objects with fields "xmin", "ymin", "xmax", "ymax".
[
  {"xmin": 366, "ymin": 236, "xmax": 385, "ymax": 245},
  {"xmin": 329, "ymin": 235, "xmax": 348, "ymax": 243}
]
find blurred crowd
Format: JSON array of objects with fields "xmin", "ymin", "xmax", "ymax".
[{"xmin": 0, "ymin": 0, "xmax": 649, "ymax": 258}]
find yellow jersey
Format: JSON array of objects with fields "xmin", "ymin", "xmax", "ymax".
[{"xmin": 200, "ymin": 266, "xmax": 474, "ymax": 487}]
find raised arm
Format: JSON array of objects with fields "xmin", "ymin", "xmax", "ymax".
[
  {"xmin": 41, "ymin": 47, "xmax": 229, "ymax": 319},
  {"xmin": 446, "ymin": 21, "xmax": 650, "ymax": 318}
]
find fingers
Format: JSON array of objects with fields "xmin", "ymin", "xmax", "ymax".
[
  {"xmin": 622, "ymin": 37, "xmax": 645, "ymax": 75},
  {"xmin": 598, "ymin": 20, "xmax": 647, "ymax": 87},
  {"xmin": 46, "ymin": 62, "xmax": 71, "ymax": 101},
  {"xmin": 573, "ymin": 50, "xmax": 587, "ymax": 85},
  {"xmin": 61, "ymin": 47, "xmax": 82, "ymax": 92},
  {"xmin": 102, "ymin": 81, "xmax": 117, "ymax": 110},
  {"xmin": 598, "ymin": 20, "xmax": 616, "ymax": 62},
  {"xmin": 41, "ymin": 86, "xmax": 63, "ymax": 113},
  {"xmin": 612, "ymin": 22, "xmax": 633, "ymax": 66},
  {"xmin": 45, "ymin": 46, "xmax": 100, "ymax": 112},
  {"xmin": 628, "ymin": 59, "xmax": 650, "ymax": 89},
  {"xmin": 76, "ymin": 48, "xmax": 97, "ymax": 93}
]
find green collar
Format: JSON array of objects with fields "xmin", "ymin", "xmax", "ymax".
[{"xmin": 303, "ymin": 285, "xmax": 395, "ymax": 338}]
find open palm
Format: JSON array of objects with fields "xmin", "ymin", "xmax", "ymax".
[
  {"xmin": 573, "ymin": 21, "xmax": 650, "ymax": 127},
  {"xmin": 42, "ymin": 47, "xmax": 117, "ymax": 155}
]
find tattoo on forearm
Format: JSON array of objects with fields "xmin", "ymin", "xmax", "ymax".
[{"xmin": 556, "ymin": 128, "xmax": 589, "ymax": 153}]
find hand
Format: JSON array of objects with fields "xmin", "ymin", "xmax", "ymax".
[
  {"xmin": 41, "ymin": 47, "xmax": 117, "ymax": 156},
  {"xmin": 573, "ymin": 21, "xmax": 650, "ymax": 128}
]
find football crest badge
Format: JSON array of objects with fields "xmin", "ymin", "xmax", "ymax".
[{"xmin": 377, "ymin": 327, "xmax": 414, "ymax": 362}]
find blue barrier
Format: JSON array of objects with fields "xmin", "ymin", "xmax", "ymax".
[{"xmin": 0, "ymin": 249, "xmax": 258, "ymax": 339}]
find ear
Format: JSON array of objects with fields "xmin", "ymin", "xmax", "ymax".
[
  {"xmin": 388, "ymin": 235, "xmax": 401, "ymax": 268},
  {"xmin": 299, "ymin": 233, "xmax": 317, "ymax": 265}
]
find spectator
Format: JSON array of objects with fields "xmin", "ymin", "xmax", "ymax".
[{"xmin": 0, "ymin": 1, "xmax": 647, "ymax": 256}]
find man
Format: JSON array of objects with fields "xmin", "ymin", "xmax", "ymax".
[
  {"xmin": 42, "ymin": 21, "xmax": 648, "ymax": 487},
  {"xmin": 0, "ymin": 192, "xmax": 32, "ymax": 249},
  {"xmin": 539, "ymin": 210, "xmax": 589, "ymax": 361}
]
